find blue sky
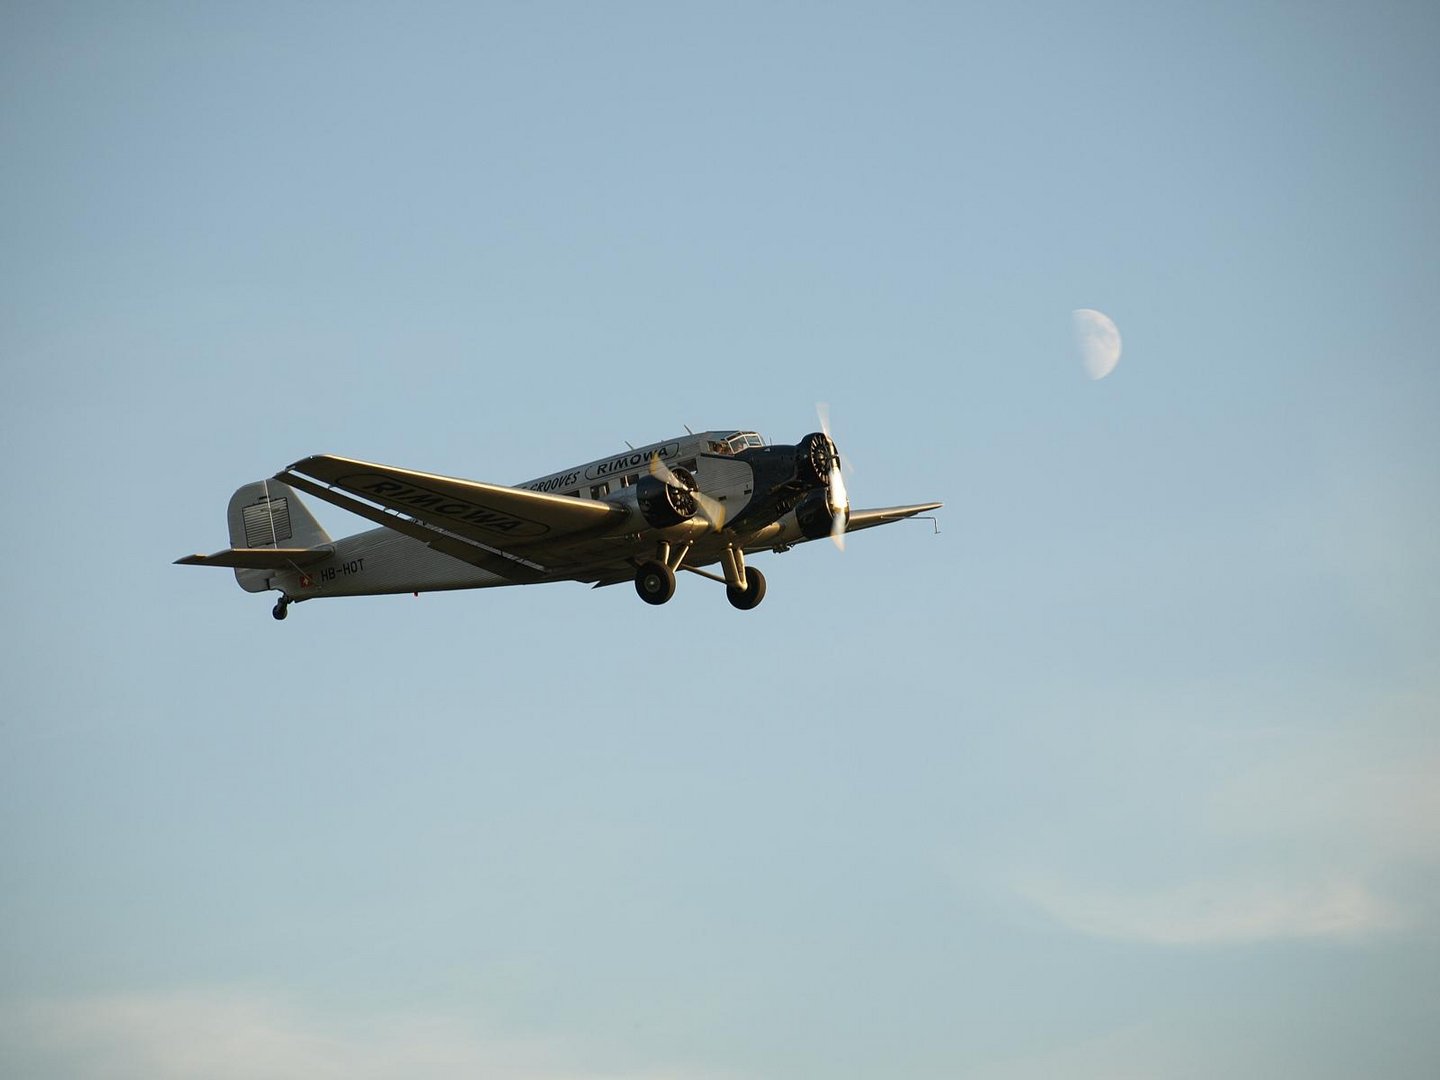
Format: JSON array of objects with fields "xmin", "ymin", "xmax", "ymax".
[{"xmin": 2, "ymin": 2, "xmax": 1437, "ymax": 1077}]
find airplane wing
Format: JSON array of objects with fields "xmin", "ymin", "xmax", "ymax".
[
  {"xmin": 843, "ymin": 502, "xmax": 943, "ymax": 535},
  {"xmin": 275, "ymin": 454, "xmax": 627, "ymax": 581}
]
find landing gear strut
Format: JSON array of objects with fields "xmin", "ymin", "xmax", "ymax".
[
  {"xmin": 632, "ymin": 543, "xmax": 768, "ymax": 610},
  {"xmin": 272, "ymin": 596, "xmax": 290, "ymax": 621},
  {"xmin": 720, "ymin": 546, "xmax": 766, "ymax": 611}
]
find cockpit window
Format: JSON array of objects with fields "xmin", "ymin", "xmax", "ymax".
[{"xmin": 745, "ymin": 434, "xmax": 764, "ymax": 447}]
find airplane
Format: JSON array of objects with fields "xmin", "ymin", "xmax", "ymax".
[{"xmin": 177, "ymin": 423, "xmax": 941, "ymax": 620}]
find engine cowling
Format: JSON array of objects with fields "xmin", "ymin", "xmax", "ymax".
[
  {"xmin": 761, "ymin": 488, "xmax": 846, "ymax": 546},
  {"xmin": 793, "ymin": 488, "xmax": 840, "ymax": 540},
  {"xmin": 634, "ymin": 467, "xmax": 699, "ymax": 529},
  {"xmin": 795, "ymin": 431, "xmax": 839, "ymax": 488}
]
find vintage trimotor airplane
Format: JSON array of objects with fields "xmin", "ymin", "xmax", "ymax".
[{"xmin": 177, "ymin": 419, "xmax": 941, "ymax": 620}]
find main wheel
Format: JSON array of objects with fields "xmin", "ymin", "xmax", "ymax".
[
  {"xmin": 634, "ymin": 561, "xmax": 677, "ymax": 605},
  {"xmin": 726, "ymin": 566, "xmax": 766, "ymax": 610}
]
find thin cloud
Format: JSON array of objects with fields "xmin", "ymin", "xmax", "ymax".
[
  {"xmin": 1207, "ymin": 741, "xmax": 1440, "ymax": 865},
  {"xmin": 1015, "ymin": 874, "xmax": 1401, "ymax": 945},
  {"xmin": 1007, "ymin": 706, "xmax": 1440, "ymax": 946},
  {"xmin": 0, "ymin": 992, "xmax": 725, "ymax": 1080}
]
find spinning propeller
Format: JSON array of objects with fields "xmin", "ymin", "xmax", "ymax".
[
  {"xmin": 816, "ymin": 403, "xmax": 851, "ymax": 550},
  {"xmin": 648, "ymin": 453, "xmax": 727, "ymax": 530}
]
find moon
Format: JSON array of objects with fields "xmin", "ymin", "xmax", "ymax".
[{"xmin": 1072, "ymin": 308, "xmax": 1122, "ymax": 380}]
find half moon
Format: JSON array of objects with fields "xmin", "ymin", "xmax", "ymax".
[{"xmin": 1072, "ymin": 308, "xmax": 1122, "ymax": 380}]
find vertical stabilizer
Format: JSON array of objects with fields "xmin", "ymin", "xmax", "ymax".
[{"xmin": 226, "ymin": 480, "xmax": 331, "ymax": 592}]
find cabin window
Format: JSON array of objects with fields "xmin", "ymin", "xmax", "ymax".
[
  {"xmin": 590, "ymin": 482, "xmax": 609, "ymax": 498},
  {"xmin": 565, "ymin": 491, "xmax": 579, "ymax": 498},
  {"xmin": 624, "ymin": 473, "xmax": 640, "ymax": 487},
  {"xmin": 679, "ymin": 458, "xmax": 697, "ymax": 472}
]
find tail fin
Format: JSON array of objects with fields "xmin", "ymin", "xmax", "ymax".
[
  {"xmin": 225, "ymin": 480, "xmax": 332, "ymax": 592},
  {"xmin": 227, "ymin": 479, "xmax": 331, "ymax": 550}
]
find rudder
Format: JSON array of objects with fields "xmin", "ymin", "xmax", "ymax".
[{"xmin": 226, "ymin": 480, "xmax": 332, "ymax": 592}]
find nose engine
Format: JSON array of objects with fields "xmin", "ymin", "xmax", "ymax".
[
  {"xmin": 799, "ymin": 432, "xmax": 847, "ymax": 515},
  {"xmin": 796, "ymin": 431, "xmax": 840, "ymax": 489},
  {"xmin": 761, "ymin": 431, "xmax": 847, "ymax": 541}
]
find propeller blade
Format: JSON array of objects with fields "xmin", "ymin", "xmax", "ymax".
[
  {"xmin": 647, "ymin": 452, "xmax": 680, "ymax": 487},
  {"xmin": 817, "ymin": 402, "xmax": 855, "ymax": 476},
  {"xmin": 829, "ymin": 461, "xmax": 848, "ymax": 550},
  {"xmin": 816, "ymin": 403, "xmax": 850, "ymax": 550},
  {"xmin": 696, "ymin": 491, "xmax": 726, "ymax": 530},
  {"xmin": 649, "ymin": 454, "xmax": 726, "ymax": 530},
  {"xmin": 817, "ymin": 401, "xmax": 833, "ymax": 438}
]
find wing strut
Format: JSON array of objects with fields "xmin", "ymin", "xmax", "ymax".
[{"xmin": 275, "ymin": 470, "xmax": 550, "ymax": 584}]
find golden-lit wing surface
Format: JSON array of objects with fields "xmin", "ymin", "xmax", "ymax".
[
  {"xmin": 276, "ymin": 455, "xmax": 628, "ymax": 582},
  {"xmin": 843, "ymin": 502, "xmax": 943, "ymax": 534},
  {"xmin": 280, "ymin": 455, "xmax": 621, "ymax": 542}
]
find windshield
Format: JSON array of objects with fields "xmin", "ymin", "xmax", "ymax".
[{"xmin": 727, "ymin": 432, "xmax": 763, "ymax": 453}]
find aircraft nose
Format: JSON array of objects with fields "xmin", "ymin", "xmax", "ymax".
[{"xmin": 797, "ymin": 431, "xmax": 838, "ymax": 489}]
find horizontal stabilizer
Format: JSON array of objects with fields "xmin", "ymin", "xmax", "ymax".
[{"xmin": 175, "ymin": 546, "xmax": 335, "ymax": 569}]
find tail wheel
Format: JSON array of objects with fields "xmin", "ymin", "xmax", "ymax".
[
  {"xmin": 272, "ymin": 599, "xmax": 289, "ymax": 621},
  {"xmin": 634, "ymin": 561, "xmax": 677, "ymax": 605},
  {"xmin": 726, "ymin": 567, "xmax": 766, "ymax": 611}
]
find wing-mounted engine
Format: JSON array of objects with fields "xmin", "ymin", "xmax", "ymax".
[
  {"xmin": 794, "ymin": 487, "xmax": 847, "ymax": 539},
  {"xmin": 755, "ymin": 487, "xmax": 850, "ymax": 547},
  {"xmin": 605, "ymin": 465, "xmax": 717, "ymax": 539},
  {"xmin": 635, "ymin": 466, "xmax": 699, "ymax": 528}
]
